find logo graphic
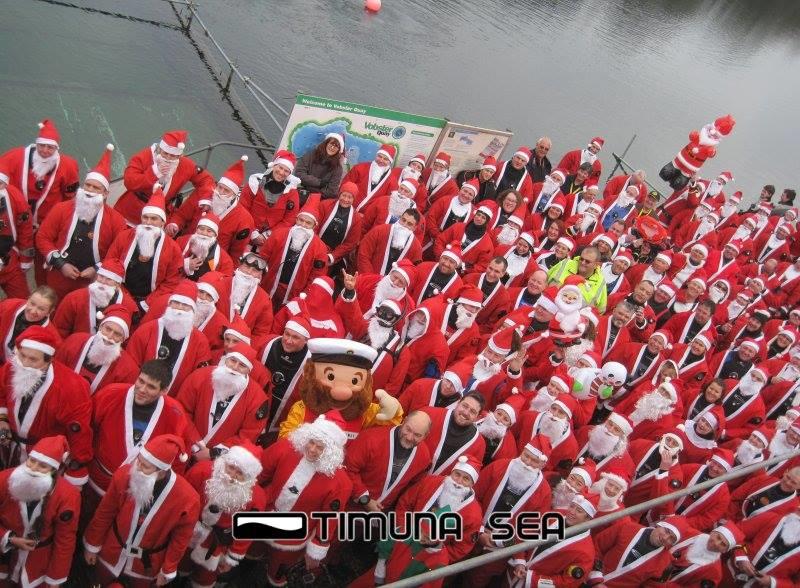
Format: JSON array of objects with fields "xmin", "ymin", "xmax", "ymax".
[
  {"xmin": 392, "ymin": 126, "xmax": 407, "ymax": 140},
  {"xmin": 232, "ymin": 513, "xmax": 307, "ymax": 540}
]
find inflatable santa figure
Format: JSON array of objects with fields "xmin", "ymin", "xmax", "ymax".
[{"xmin": 659, "ymin": 114, "xmax": 735, "ymax": 190}]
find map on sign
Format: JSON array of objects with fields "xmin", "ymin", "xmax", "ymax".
[{"xmin": 285, "ymin": 118, "xmax": 386, "ymax": 169}]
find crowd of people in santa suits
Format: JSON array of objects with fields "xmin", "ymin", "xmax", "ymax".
[{"xmin": 0, "ymin": 118, "xmax": 799, "ymax": 587}]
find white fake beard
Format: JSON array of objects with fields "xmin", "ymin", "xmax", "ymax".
[
  {"xmin": 617, "ymin": 194, "xmax": 636, "ymax": 208},
  {"xmin": 455, "ymin": 305, "xmax": 476, "ymax": 329},
  {"xmin": 370, "ymin": 161, "xmax": 389, "ymax": 184},
  {"xmin": 388, "ymin": 191, "xmax": 413, "ymax": 218},
  {"xmin": 373, "ymin": 275, "xmax": 405, "ymax": 309},
  {"xmin": 154, "ymin": 154, "xmax": 178, "ymax": 179},
  {"xmin": 10, "ymin": 355, "xmax": 45, "ymax": 404},
  {"xmin": 88, "ymin": 281, "xmax": 116, "ymax": 308},
  {"xmin": 709, "ymin": 287, "xmax": 727, "ymax": 304},
  {"xmin": 642, "ymin": 266, "xmax": 664, "ymax": 285},
  {"xmin": 8, "ymin": 465, "xmax": 53, "ymax": 503},
  {"xmin": 769, "ymin": 431, "xmax": 797, "ymax": 456},
  {"xmin": 589, "ymin": 480, "xmax": 622, "ymax": 512},
  {"xmin": 732, "ymin": 225, "xmax": 751, "ymax": 241},
  {"xmin": 367, "ymin": 319, "xmax": 393, "ymax": 349},
  {"xmin": 580, "ymin": 149, "xmax": 597, "ymax": 165},
  {"xmin": 685, "ymin": 534, "xmax": 720, "ymax": 565},
  {"xmin": 437, "ymin": 477, "xmax": 470, "ymax": 510},
  {"xmin": 128, "ymin": 462, "xmax": 158, "ymax": 508},
  {"xmin": 541, "ymin": 176, "xmax": 560, "ymax": 198},
  {"xmin": 777, "ymin": 363, "xmax": 800, "ymax": 382},
  {"xmin": 405, "ymin": 320, "xmax": 425, "ymax": 341},
  {"xmin": 601, "ymin": 262, "xmax": 619, "ymax": 285},
  {"xmin": 210, "ymin": 191, "xmax": 233, "ymax": 217},
  {"xmin": 189, "ymin": 234, "xmax": 215, "ymax": 260},
  {"xmin": 507, "ymin": 457, "xmax": 541, "ymax": 494},
  {"xmin": 211, "ymin": 364, "xmax": 248, "ymax": 402},
  {"xmin": 429, "ymin": 169, "xmax": 447, "ymax": 187},
  {"xmin": 231, "ymin": 269, "xmax": 259, "ymax": 309},
  {"xmin": 205, "ymin": 457, "xmax": 255, "ymax": 513},
  {"xmin": 563, "ymin": 340, "xmax": 594, "ymax": 369},
  {"xmin": 399, "ymin": 166, "xmax": 420, "ymax": 182},
  {"xmin": 162, "ymin": 307, "xmax": 194, "ymax": 340},
  {"xmin": 738, "ymin": 374, "xmax": 764, "ymax": 396},
  {"xmin": 529, "ymin": 388, "xmax": 557, "ymax": 412},
  {"xmin": 86, "ymin": 333, "xmax": 122, "ymax": 366},
  {"xmin": 727, "ymin": 301, "xmax": 745, "ymax": 319},
  {"xmin": 629, "ymin": 392, "xmax": 673, "ymax": 425},
  {"xmin": 289, "ymin": 225, "xmax": 313, "ymax": 251},
  {"xmin": 390, "ymin": 224, "xmax": 412, "ymax": 249},
  {"xmin": 496, "ymin": 224, "xmax": 520, "ymax": 246},
  {"xmin": 780, "ymin": 513, "xmax": 800, "ymax": 545},
  {"xmin": 135, "ymin": 224, "xmax": 162, "ymax": 259},
  {"xmin": 735, "ymin": 440, "xmax": 763, "ymax": 466},
  {"xmin": 473, "ymin": 354, "xmax": 502, "ymax": 382},
  {"xmin": 551, "ymin": 479, "xmax": 579, "ymax": 510},
  {"xmin": 587, "ymin": 425, "xmax": 624, "ymax": 459},
  {"xmin": 449, "ymin": 197, "xmax": 471, "ymax": 219},
  {"xmin": 696, "ymin": 218, "xmax": 716, "ymax": 238},
  {"xmin": 75, "ymin": 188, "xmax": 103, "ymax": 222},
  {"xmin": 194, "ymin": 299, "xmax": 215, "ymax": 327},
  {"xmin": 539, "ymin": 413, "xmax": 568, "ymax": 443},
  {"xmin": 477, "ymin": 412, "xmax": 508, "ymax": 440},
  {"xmin": 578, "ymin": 213, "xmax": 597, "ymax": 233},
  {"xmin": 31, "ymin": 150, "xmax": 57, "ymax": 179},
  {"xmin": 706, "ymin": 180, "xmax": 723, "ymax": 197}
]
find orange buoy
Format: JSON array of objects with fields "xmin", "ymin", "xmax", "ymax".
[{"xmin": 365, "ymin": 0, "xmax": 381, "ymax": 12}]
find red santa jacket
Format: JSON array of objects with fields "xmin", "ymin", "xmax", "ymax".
[
  {"xmin": 175, "ymin": 234, "xmax": 234, "ymax": 279},
  {"xmin": 434, "ymin": 222, "xmax": 494, "ymax": 273},
  {"xmin": 516, "ymin": 410, "xmax": 579, "ymax": 475},
  {"xmin": 603, "ymin": 174, "xmax": 647, "ymax": 201},
  {"xmin": 409, "ymin": 261, "xmax": 463, "ymax": 306},
  {"xmin": 420, "ymin": 168, "xmax": 459, "ymax": 206},
  {"xmin": 463, "ymin": 272, "xmax": 510, "ymax": 334},
  {"xmin": 492, "ymin": 161, "xmax": 534, "ymax": 199},
  {"xmin": 0, "ymin": 468, "xmax": 80, "ymax": 586},
  {"xmin": 593, "ymin": 518, "xmax": 673, "ymax": 587},
  {"xmin": 424, "ymin": 195, "xmax": 473, "ymax": 247},
  {"xmin": 344, "ymin": 425, "xmax": 432, "ymax": 509},
  {"xmin": 356, "ymin": 223, "xmax": 423, "ymax": 276},
  {"xmin": 239, "ymin": 173, "xmax": 300, "ymax": 235},
  {"xmin": 0, "ymin": 183, "xmax": 34, "ymax": 267},
  {"xmin": 0, "ymin": 298, "xmax": 59, "ymax": 364},
  {"xmin": 51, "ymin": 285, "xmax": 138, "ymax": 339},
  {"xmin": 663, "ymin": 532, "xmax": 723, "ymax": 588},
  {"xmin": 719, "ymin": 378, "xmax": 766, "ymax": 440},
  {"xmin": 55, "ymin": 332, "xmax": 139, "ymax": 394},
  {"xmin": 259, "ymin": 336, "xmax": 310, "ymax": 435},
  {"xmin": 183, "ymin": 459, "xmax": 267, "ymax": 570},
  {"xmin": 317, "ymin": 199, "xmax": 362, "ymax": 262},
  {"xmin": 343, "ymin": 161, "xmax": 394, "ymax": 212},
  {"xmin": 258, "ymin": 437, "xmax": 352, "ymax": 556},
  {"xmin": 89, "ymin": 384, "xmax": 189, "ymax": 493},
  {"xmin": 168, "ymin": 195, "xmax": 255, "ymax": 261},
  {"xmin": 398, "ymin": 378, "xmax": 450, "ymax": 413},
  {"xmin": 35, "ymin": 200, "xmax": 127, "ymax": 269},
  {"xmin": 574, "ymin": 426, "xmax": 636, "ymax": 480},
  {"xmin": 625, "ymin": 439, "xmax": 684, "ymax": 512},
  {"xmin": 176, "ymin": 366, "xmax": 268, "ymax": 450},
  {"xmin": 114, "ymin": 145, "xmax": 214, "ymax": 225},
  {"xmin": 215, "ymin": 279, "xmax": 273, "ymax": 352},
  {"xmin": 125, "ymin": 318, "xmax": 212, "ymax": 395},
  {"xmin": 103, "ymin": 227, "xmax": 183, "ymax": 302},
  {"xmin": 662, "ymin": 310, "xmax": 711, "ymax": 347},
  {"xmin": 0, "ymin": 145, "xmax": 80, "ymax": 225},
  {"xmin": 360, "ymin": 194, "xmax": 425, "ymax": 240},
  {"xmin": 594, "ymin": 314, "xmax": 632, "ymax": 359},
  {"xmin": 557, "ymin": 149, "xmax": 602, "ymax": 182},
  {"xmin": 607, "ymin": 342, "xmax": 665, "ymax": 395},
  {"xmin": 509, "ymin": 526, "xmax": 595, "ymax": 588},
  {"xmin": 728, "ymin": 474, "xmax": 799, "ymax": 522},
  {"xmin": 0, "ymin": 361, "xmax": 92, "ymax": 486},
  {"xmin": 420, "ymin": 406, "xmax": 486, "ymax": 476},
  {"xmin": 83, "ymin": 464, "xmax": 201, "ymax": 581},
  {"xmin": 393, "ymin": 329, "xmax": 450, "ymax": 388},
  {"xmin": 732, "ymin": 510, "xmax": 800, "ymax": 585},
  {"xmin": 669, "ymin": 343, "xmax": 709, "ymax": 395},
  {"xmin": 673, "ymin": 463, "xmax": 731, "ymax": 531},
  {"xmin": 258, "ymin": 227, "xmax": 328, "ymax": 305}
]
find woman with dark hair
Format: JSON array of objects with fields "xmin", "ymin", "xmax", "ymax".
[
  {"xmin": 682, "ymin": 378, "xmax": 726, "ymax": 420},
  {"xmin": 534, "ymin": 218, "xmax": 564, "ymax": 252},
  {"xmin": 491, "ymin": 189, "xmax": 524, "ymax": 228},
  {"xmin": 295, "ymin": 133, "xmax": 345, "ymax": 199}
]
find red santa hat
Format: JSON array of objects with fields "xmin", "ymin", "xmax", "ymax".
[
  {"xmin": 777, "ymin": 224, "xmax": 795, "ymax": 237},
  {"xmin": 140, "ymin": 434, "xmax": 188, "ymax": 470},
  {"xmin": 223, "ymin": 441, "xmax": 263, "ymax": 480},
  {"xmin": 739, "ymin": 338, "xmax": 761, "ymax": 354},
  {"xmin": 339, "ymin": 181, "xmax": 360, "ymax": 199},
  {"xmin": 224, "ymin": 315, "xmax": 252, "ymax": 346},
  {"xmin": 552, "ymin": 393, "xmax": 578, "ymax": 420},
  {"xmin": 36, "ymin": 119, "xmax": 61, "ymax": 147},
  {"xmin": 730, "ymin": 190, "xmax": 743, "ymax": 203},
  {"xmin": 29, "ymin": 435, "xmax": 70, "ymax": 470},
  {"xmin": 455, "ymin": 286, "xmax": 484, "ymax": 309},
  {"xmin": 586, "ymin": 201, "xmax": 604, "ymax": 216},
  {"xmin": 571, "ymin": 457, "xmax": 597, "ymax": 486},
  {"xmin": 658, "ymin": 379, "xmax": 679, "ymax": 403},
  {"xmin": 452, "ymin": 455, "xmax": 481, "ymax": 483},
  {"xmin": 433, "ymin": 151, "xmax": 451, "ymax": 167},
  {"xmin": 519, "ymin": 231, "xmax": 536, "ymax": 247},
  {"xmin": 547, "ymin": 194, "xmax": 566, "ymax": 214},
  {"xmin": 85, "ymin": 144, "xmax": 115, "ymax": 190},
  {"xmin": 580, "ymin": 350, "xmax": 602, "ymax": 369},
  {"xmin": 524, "ymin": 434, "xmax": 551, "ymax": 463},
  {"xmin": 714, "ymin": 522, "xmax": 745, "ymax": 552},
  {"xmin": 513, "ymin": 147, "xmax": 532, "ymax": 163},
  {"xmin": 272, "ymin": 149, "xmax": 297, "ymax": 173},
  {"xmin": 709, "ymin": 447, "xmax": 735, "ymax": 472},
  {"xmin": 714, "ymin": 114, "xmax": 735, "ymax": 135},
  {"xmin": 692, "ymin": 330, "xmax": 716, "ymax": 350},
  {"xmin": 536, "ymin": 286, "xmax": 560, "ymax": 315},
  {"xmin": 651, "ymin": 329, "xmax": 673, "ymax": 350},
  {"xmin": 691, "ymin": 243, "xmax": 709, "ymax": 258},
  {"xmin": 284, "ymin": 316, "xmax": 312, "ymax": 340},
  {"xmin": 717, "ymin": 171, "xmax": 734, "ymax": 184},
  {"xmin": 97, "ymin": 259, "xmax": 126, "ymax": 284},
  {"xmin": 197, "ymin": 212, "xmax": 221, "ymax": 235},
  {"xmin": 376, "ymin": 144, "xmax": 398, "ymax": 163},
  {"xmin": 324, "ymin": 133, "xmax": 345, "ymax": 152},
  {"xmin": 196, "ymin": 270, "xmax": 225, "ymax": 303},
  {"xmin": 481, "ymin": 156, "xmax": 497, "ymax": 172},
  {"xmin": 592, "ymin": 232, "xmax": 616, "ymax": 249},
  {"xmin": 17, "ymin": 326, "xmax": 59, "ymax": 356},
  {"xmin": 441, "ymin": 241, "xmax": 463, "ymax": 264},
  {"xmin": 688, "ymin": 274, "xmax": 707, "ymax": 290},
  {"xmin": 556, "ymin": 236, "xmax": 575, "ymax": 252},
  {"xmin": 750, "ymin": 425, "xmax": 773, "ymax": 449},
  {"xmin": 699, "ymin": 405, "xmax": 725, "ymax": 432},
  {"xmin": 218, "ymin": 155, "xmax": 248, "ymax": 195},
  {"xmin": 297, "ymin": 193, "xmax": 321, "ymax": 226},
  {"xmin": 572, "ymin": 491, "xmax": 600, "ymax": 518},
  {"xmin": 224, "ymin": 342, "xmax": 257, "ymax": 371},
  {"xmin": 409, "ymin": 153, "xmax": 427, "ymax": 168},
  {"xmin": 392, "ymin": 259, "xmax": 416, "ymax": 288},
  {"xmin": 656, "ymin": 279, "xmax": 677, "ymax": 298},
  {"xmin": 589, "ymin": 137, "xmax": 605, "ymax": 150},
  {"xmin": 475, "ymin": 203, "xmax": 496, "ymax": 220},
  {"xmin": 786, "ymin": 207, "xmax": 799, "ymax": 220},
  {"xmin": 613, "ymin": 249, "xmax": 634, "ymax": 267},
  {"xmin": 758, "ymin": 202, "xmax": 773, "ymax": 215},
  {"xmin": 549, "ymin": 369, "xmax": 574, "ymax": 394},
  {"xmin": 655, "ymin": 250, "xmax": 673, "ymax": 265},
  {"xmin": 169, "ymin": 280, "xmax": 198, "ymax": 310},
  {"xmin": 606, "ymin": 412, "xmax": 633, "ymax": 436},
  {"xmin": 550, "ymin": 169, "xmax": 566, "ymax": 183},
  {"xmin": 399, "ymin": 177, "xmax": 419, "ymax": 196},
  {"xmin": 99, "ymin": 304, "xmax": 132, "ymax": 339},
  {"xmin": 462, "ymin": 179, "xmax": 480, "ymax": 196},
  {"xmin": 507, "ymin": 214, "xmax": 525, "ymax": 228},
  {"xmin": 159, "ymin": 130, "xmax": 187, "ymax": 155},
  {"xmin": 442, "ymin": 360, "xmax": 472, "ymax": 393},
  {"xmin": 487, "ymin": 326, "xmax": 517, "ymax": 356},
  {"xmin": 142, "ymin": 186, "xmax": 167, "ymax": 222},
  {"xmin": 495, "ymin": 403, "xmax": 517, "ymax": 426},
  {"xmin": 656, "ymin": 516, "xmax": 689, "ymax": 544},
  {"xmin": 600, "ymin": 464, "xmax": 631, "ymax": 491}
]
